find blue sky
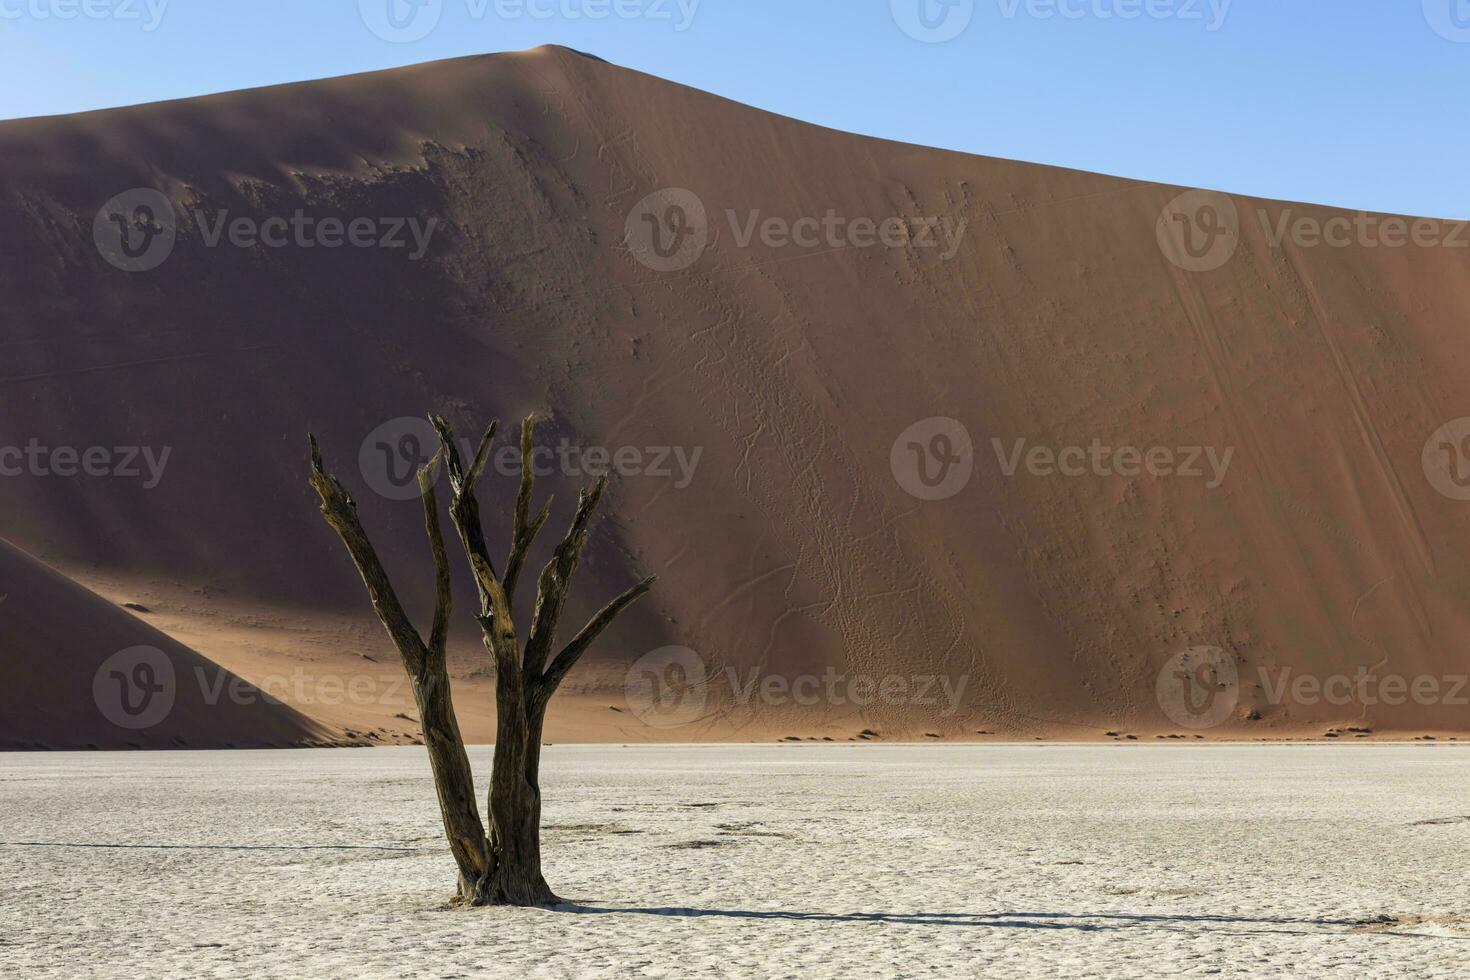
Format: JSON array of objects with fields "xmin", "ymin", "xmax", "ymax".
[{"xmin": 3, "ymin": 1, "xmax": 1467, "ymax": 218}]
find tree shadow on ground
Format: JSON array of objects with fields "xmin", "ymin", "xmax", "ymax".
[{"xmin": 557, "ymin": 905, "xmax": 1427, "ymax": 937}]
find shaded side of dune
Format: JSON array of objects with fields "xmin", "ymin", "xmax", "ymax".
[{"xmin": 0, "ymin": 538, "xmax": 337, "ymax": 749}]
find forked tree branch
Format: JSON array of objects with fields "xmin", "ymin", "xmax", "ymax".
[
  {"xmin": 431, "ymin": 418, "xmax": 522, "ymax": 677},
  {"xmin": 504, "ymin": 416, "xmax": 553, "ymax": 607},
  {"xmin": 523, "ymin": 477, "xmax": 607, "ymax": 679},
  {"xmin": 431, "ymin": 416, "xmax": 500, "ymax": 608},
  {"xmin": 535, "ymin": 575, "xmax": 657, "ymax": 709}
]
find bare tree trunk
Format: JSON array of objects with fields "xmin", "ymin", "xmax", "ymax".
[
  {"xmin": 474, "ymin": 604, "xmax": 556, "ymax": 906},
  {"xmin": 479, "ymin": 710, "xmax": 553, "ymax": 904},
  {"xmin": 411, "ymin": 669, "xmax": 490, "ymax": 903},
  {"xmin": 308, "ymin": 441, "xmax": 490, "ymax": 899},
  {"xmin": 309, "ymin": 414, "xmax": 654, "ymax": 907}
]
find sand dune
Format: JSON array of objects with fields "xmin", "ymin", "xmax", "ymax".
[
  {"xmin": 0, "ymin": 537, "xmax": 334, "ymax": 749},
  {"xmin": 3, "ymin": 46, "xmax": 1469, "ymax": 741}
]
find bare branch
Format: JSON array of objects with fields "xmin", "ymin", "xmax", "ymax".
[
  {"xmin": 307, "ymin": 434, "xmax": 426, "ymax": 672},
  {"xmin": 536, "ymin": 575, "xmax": 657, "ymax": 708},
  {"xmin": 431, "ymin": 417, "xmax": 523, "ymax": 685},
  {"xmin": 504, "ymin": 415, "xmax": 553, "ymax": 606},
  {"xmin": 417, "ymin": 451, "xmax": 452, "ymax": 659},
  {"xmin": 430, "ymin": 415, "xmax": 501, "ymax": 602},
  {"xmin": 463, "ymin": 423, "xmax": 496, "ymax": 495},
  {"xmin": 433, "ymin": 415, "xmax": 497, "ymax": 499},
  {"xmin": 523, "ymin": 476, "xmax": 608, "ymax": 678},
  {"xmin": 308, "ymin": 434, "xmax": 490, "ymax": 890},
  {"xmin": 507, "ymin": 499, "xmax": 552, "ymax": 606}
]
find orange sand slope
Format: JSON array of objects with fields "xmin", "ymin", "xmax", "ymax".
[
  {"xmin": 2, "ymin": 47, "xmax": 1469, "ymax": 743},
  {"xmin": 0, "ymin": 537, "xmax": 335, "ymax": 749}
]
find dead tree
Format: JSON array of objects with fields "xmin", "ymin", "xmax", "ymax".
[{"xmin": 308, "ymin": 415, "xmax": 655, "ymax": 906}]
